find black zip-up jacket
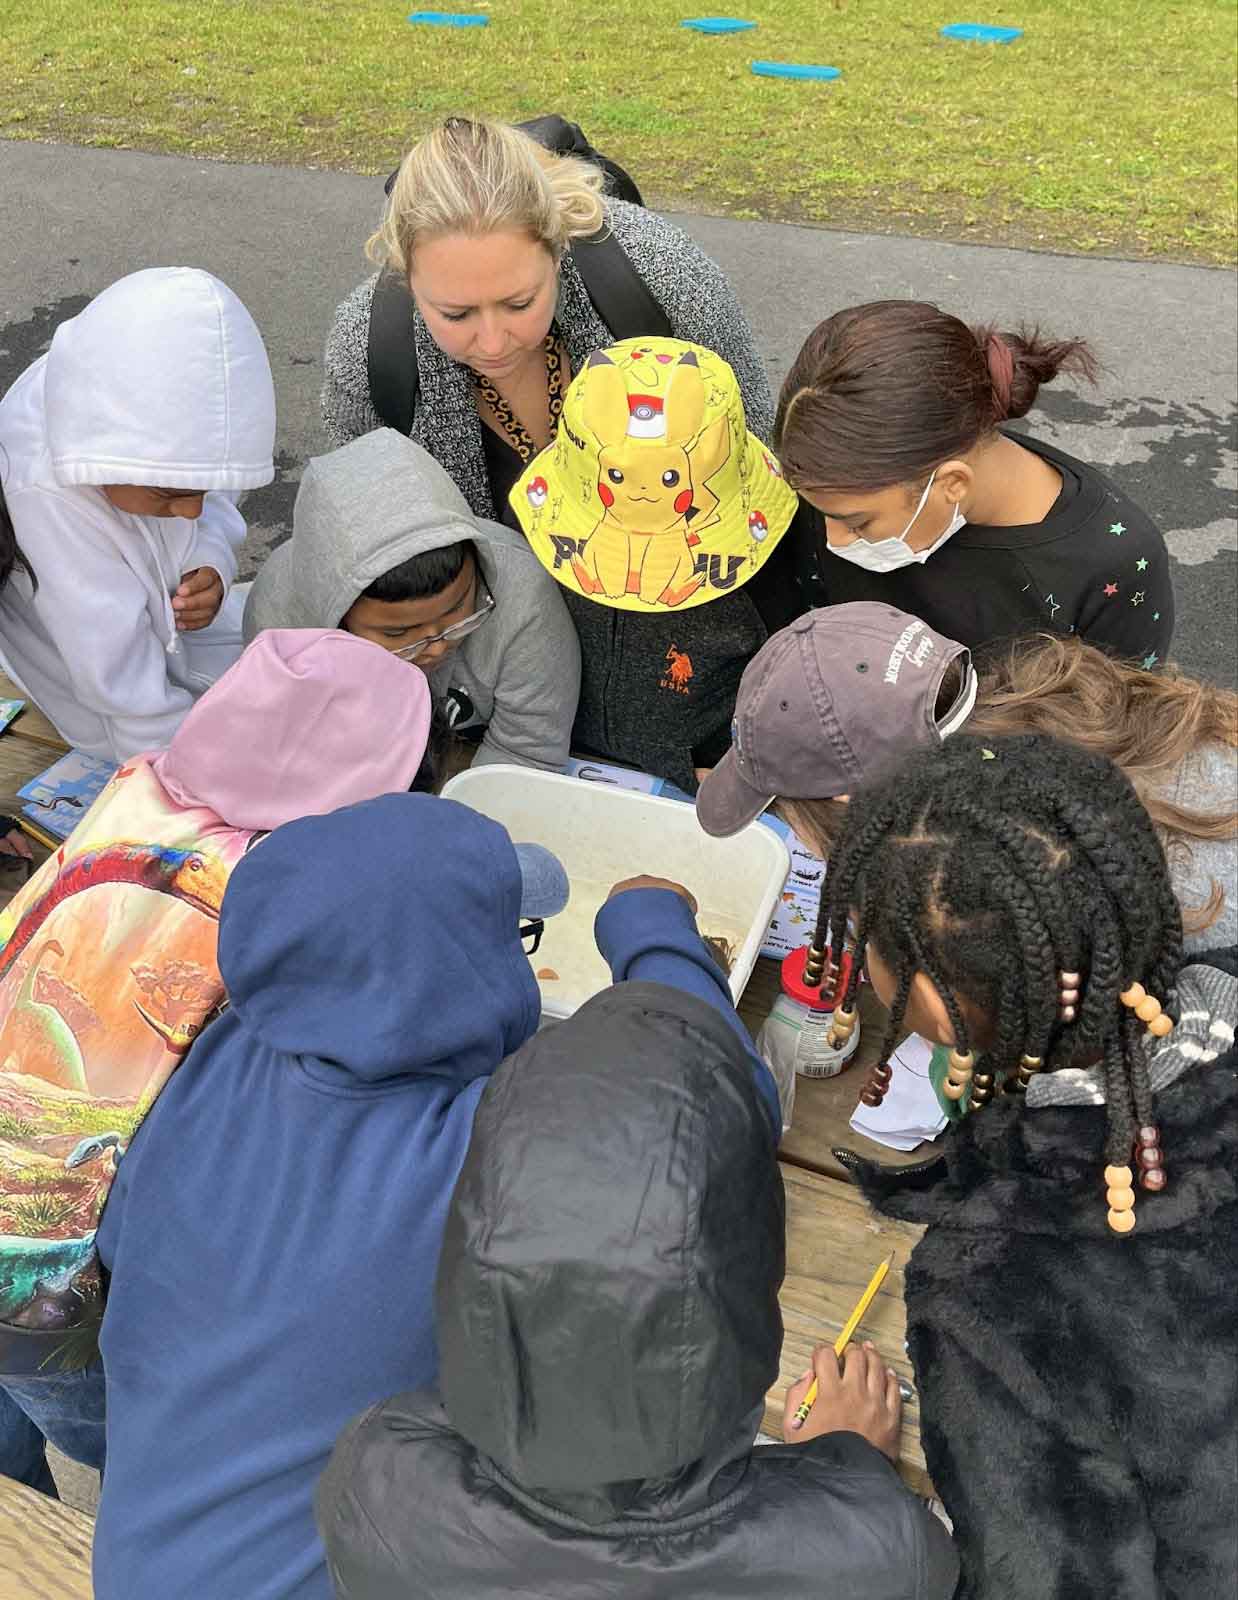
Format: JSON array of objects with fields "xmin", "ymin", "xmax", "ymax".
[
  {"xmin": 501, "ymin": 488, "xmax": 823, "ymax": 790},
  {"xmin": 317, "ymin": 983, "xmax": 958, "ymax": 1600}
]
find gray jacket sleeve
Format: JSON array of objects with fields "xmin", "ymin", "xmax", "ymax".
[
  {"xmin": 608, "ymin": 205, "xmax": 776, "ymax": 444},
  {"xmin": 321, "ymin": 274, "xmax": 385, "ymax": 447},
  {"xmin": 472, "ymin": 561, "xmax": 580, "ymax": 772}
]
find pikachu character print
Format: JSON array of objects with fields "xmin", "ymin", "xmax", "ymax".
[{"xmin": 511, "ymin": 337, "xmax": 798, "ymax": 613}]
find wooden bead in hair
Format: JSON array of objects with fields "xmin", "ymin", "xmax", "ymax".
[
  {"xmin": 1134, "ymin": 1124, "xmax": 1167, "ymax": 1192},
  {"xmin": 1120, "ymin": 981, "xmax": 1175, "ymax": 1042},
  {"xmin": 1104, "ymin": 1163, "xmax": 1137, "ymax": 1234},
  {"xmin": 826, "ymin": 1006, "xmax": 858, "ymax": 1050},
  {"xmin": 860, "ymin": 1058, "xmax": 892, "ymax": 1107},
  {"xmin": 1007, "ymin": 1053, "xmax": 1041, "ymax": 1094}
]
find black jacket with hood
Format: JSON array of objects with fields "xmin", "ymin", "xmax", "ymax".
[
  {"xmin": 848, "ymin": 948, "xmax": 1238, "ymax": 1600},
  {"xmin": 316, "ymin": 981, "xmax": 958, "ymax": 1599}
]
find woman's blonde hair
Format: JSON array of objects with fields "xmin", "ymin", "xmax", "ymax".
[
  {"xmin": 367, "ymin": 117, "xmax": 607, "ymax": 277},
  {"xmin": 782, "ymin": 635, "xmax": 1238, "ymax": 935}
]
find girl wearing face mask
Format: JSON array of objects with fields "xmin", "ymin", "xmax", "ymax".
[{"xmin": 775, "ymin": 301, "xmax": 1173, "ymax": 666}]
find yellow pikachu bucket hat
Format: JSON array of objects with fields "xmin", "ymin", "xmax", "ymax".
[{"xmin": 510, "ymin": 336, "xmax": 798, "ymax": 612}]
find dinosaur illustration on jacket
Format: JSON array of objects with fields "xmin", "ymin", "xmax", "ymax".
[
  {"xmin": 0, "ymin": 841, "xmax": 229, "ymax": 989},
  {"xmin": 0, "ymin": 939, "xmax": 87, "ymax": 1092},
  {"xmin": 0, "ymin": 1231, "xmax": 96, "ymax": 1324},
  {"xmin": 571, "ymin": 349, "xmax": 731, "ymax": 607},
  {"xmin": 65, "ymin": 1132, "xmax": 125, "ymax": 1177}
]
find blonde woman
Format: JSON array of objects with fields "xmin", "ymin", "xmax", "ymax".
[
  {"xmin": 321, "ymin": 116, "xmax": 774, "ymax": 524},
  {"xmin": 697, "ymin": 609, "xmax": 1236, "ymax": 952}
]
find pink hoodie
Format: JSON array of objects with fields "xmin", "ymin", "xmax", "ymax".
[
  {"xmin": 0, "ymin": 631, "xmax": 431, "ymax": 1356},
  {"xmin": 150, "ymin": 628, "xmax": 431, "ymax": 829}
]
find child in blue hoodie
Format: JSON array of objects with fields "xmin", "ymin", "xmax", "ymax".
[
  {"xmin": 91, "ymin": 793, "xmax": 563, "ymax": 1599},
  {"xmin": 93, "ymin": 804, "xmax": 783, "ymax": 1599}
]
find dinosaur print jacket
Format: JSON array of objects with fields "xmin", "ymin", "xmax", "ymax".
[
  {"xmin": 0, "ymin": 758, "xmax": 250, "ymax": 1373},
  {"xmin": 0, "ymin": 626, "xmax": 431, "ymax": 1374}
]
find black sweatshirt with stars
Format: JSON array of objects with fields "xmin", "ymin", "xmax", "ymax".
[{"xmin": 813, "ymin": 432, "xmax": 1174, "ymax": 671}]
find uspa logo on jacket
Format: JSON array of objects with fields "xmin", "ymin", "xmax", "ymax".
[{"xmin": 659, "ymin": 645, "xmax": 694, "ymax": 695}]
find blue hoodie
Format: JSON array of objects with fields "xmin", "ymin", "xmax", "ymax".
[{"xmin": 93, "ymin": 793, "xmax": 540, "ymax": 1600}]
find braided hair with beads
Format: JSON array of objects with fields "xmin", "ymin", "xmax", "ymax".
[{"xmin": 815, "ymin": 733, "xmax": 1182, "ymax": 1234}]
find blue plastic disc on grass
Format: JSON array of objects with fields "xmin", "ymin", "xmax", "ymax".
[
  {"xmin": 407, "ymin": 11, "xmax": 490, "ymax": 26},
  {"xmin": 751, "ymin": 60, "xmax": 840, "ymax": 81},
  {"xmin": 940, "ymin": 23, "xmax": 1023, "ymax": 43},
  {"xmin": 680, "ymin": 17, "xmax": 757, "ymax": 32}
]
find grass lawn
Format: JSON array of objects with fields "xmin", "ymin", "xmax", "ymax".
[{"xmin": 2, "ymin": 0, "xmax": 1234, "ymax": 263}]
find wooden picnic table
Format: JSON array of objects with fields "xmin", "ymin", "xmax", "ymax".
[
  {"xmin": 0, "ymin": 678, "xmax": 68, "ymax": 754},
  {"xmin": 739, "ymin": 962, "xmax": 937, "ymax": 1493},
  {"xmin": 0, "ymin": 1475, "xmax": 93, "ymax": 1599},
  {"xmin": 766, "ymin": 1161, "xmax": 930, "ymax": 1494},
  {"xmin": 0, "ymin": 673, "xmax": 66, "ymax": 907}
]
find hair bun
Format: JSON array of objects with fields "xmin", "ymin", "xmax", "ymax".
[{"xmin": 985, "ymin": 332, "xmax": 1015, "ymax": 420}]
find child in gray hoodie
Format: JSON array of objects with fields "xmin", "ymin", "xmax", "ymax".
[{"xmin": 245, "ymin": 429, "xmax": 580, "ymax": 772}]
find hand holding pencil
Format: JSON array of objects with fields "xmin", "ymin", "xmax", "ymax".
[{"xmin": 781, "ymin": 1253, "xmax": 903, "ymax": 1460}]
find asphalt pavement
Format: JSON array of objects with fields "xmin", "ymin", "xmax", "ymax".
[{"xmin": 1, "ymin": 139, "xmax": 1234, "ymax": 684}]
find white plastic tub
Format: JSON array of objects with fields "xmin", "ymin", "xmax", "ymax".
[{"xmin": 441, "ymin": 765, "xmax": 790, "ymax": 1020}]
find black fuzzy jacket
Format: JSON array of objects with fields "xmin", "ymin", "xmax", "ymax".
[
  {"xmin": 851, "ymin": 951, "xmax": 1238, "ymax": 1600},
  {"xmin": 317, "ymin": 983, "xmax": 957, "ymax": 1599}
]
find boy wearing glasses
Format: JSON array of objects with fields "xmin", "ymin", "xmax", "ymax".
[{"xmin": 245, "ymin": 430, "xmax": 580, "ymax": 771}]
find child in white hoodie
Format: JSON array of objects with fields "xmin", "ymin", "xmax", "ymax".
[{"xmin": 0, "ymin": 267, "xmax": 276, "ymax": 763}]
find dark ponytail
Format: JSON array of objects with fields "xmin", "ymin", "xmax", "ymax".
[
  {"xmin": 775, "ymin": 300, "xmax": 1098, "ymax": 492},
  {"xmin": 978, "ymin": 322, "xmax": 1099, "ymax": 421},
  {"xmin": 0, "ymin": 473, "xmax": 37, "ymax": 594}
]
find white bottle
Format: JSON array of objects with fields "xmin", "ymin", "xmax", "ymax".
[{"xmin": 756, "ymin": 944, "xmax": 862, "ymax": 1134}]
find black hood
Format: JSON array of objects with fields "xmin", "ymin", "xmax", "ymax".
[{"xmin": 435, "ymin": 981, "xmax": 784, "ymax": 1523}]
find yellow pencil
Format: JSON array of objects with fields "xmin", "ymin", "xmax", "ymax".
[{"xmin": 790, "ymin": 1251, "xmax": 895, "ymax": 1429}]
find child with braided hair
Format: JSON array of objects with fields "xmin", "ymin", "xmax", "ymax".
[{"xmin": 806, "ymin": 731, "xmax": 1236, "ymax": 1599}]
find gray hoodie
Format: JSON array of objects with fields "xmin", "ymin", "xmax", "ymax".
[{"xmin": 244, "ymin": 430, "xmax": 580, "ymax": 771}]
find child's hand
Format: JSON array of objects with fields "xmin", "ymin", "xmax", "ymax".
[
  {"xmin": 173, "ymin": 567, "xmax": 224, "ymax": 631},
  {"xmin": 0, "ymin": 823, "xmax": 33, "ymax": 861},
  {"xmin": 782, "ymin": 1340, "xmax": 902, "ymax": 1461},
  {"xmin": 607, "ymin": 875, "xmax": 699, "ymax": 914}
]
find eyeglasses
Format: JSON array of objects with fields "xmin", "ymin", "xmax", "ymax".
[
  {"xmin": 394, "ymin": 576, "xmax": 496, "ymax": 662},
  {"xmin": 519, "ymin": 918, "xmax": 544, "ymax": 955}
]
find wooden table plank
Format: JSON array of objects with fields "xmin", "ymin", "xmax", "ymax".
[
  {"xmin": 0, "ymin": 737, "xmax": 59, "ymax": 807},
  {"xmin": 768, "ymin": 1161, "xmax": 930, "ymax": 1494},
  {"xmin": 0, "ymin": 733, "xmax": 59, "ymax": 909},
  {"xmin": 0, "ymin": 1476, "xmax": 93, "ymax": 1599},
  {"xmin": 738, "ymin": 959, "xmax": 939, "ymax": 1182},
  {"xmin": 0, "ymin": 677, "xmax": 67, "ymax": 754}
]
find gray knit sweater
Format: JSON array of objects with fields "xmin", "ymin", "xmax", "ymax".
[
  {"xmin": 1026, "ymin": 959, "xmax": 1237, "ymax": 1108},
  {"xmin": 321, "ymin": 200, "xmax": 775, "ymax": 520}
]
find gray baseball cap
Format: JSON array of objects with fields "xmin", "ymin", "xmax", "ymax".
[{"xmin": 696, "ymin": 604, "xmax": 977, "ymax": 837}]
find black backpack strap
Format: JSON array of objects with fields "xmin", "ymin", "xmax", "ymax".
[
  {"xmin": 568, "ymin": 231, "xmax": 671, "ymax": 343},
  {"xmin": 367, "ymin": 269, "xmax": 420, "ymax": 435}
]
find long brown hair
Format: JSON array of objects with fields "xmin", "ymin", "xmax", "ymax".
[
  {"xmin": 774, "ymin": 300, "xmax": 1098, "ymax": 491},
  {"xmin": 784, "ymin": 636, "xmax": 1237, "ymax": 935}
]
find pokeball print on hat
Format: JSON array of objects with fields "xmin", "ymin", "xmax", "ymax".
[{"xmin": 510, "ymin": 337, "xmax": 798, "ymax": 612}]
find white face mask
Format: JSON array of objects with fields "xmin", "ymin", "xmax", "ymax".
[{"xmin": 828, "ymin": 470, "xmax": 967, "ymax": 574}]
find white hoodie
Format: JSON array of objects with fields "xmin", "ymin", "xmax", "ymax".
[{"xmin": 0, "ymin": 268, "xmax": 276, "ymax": 761}]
